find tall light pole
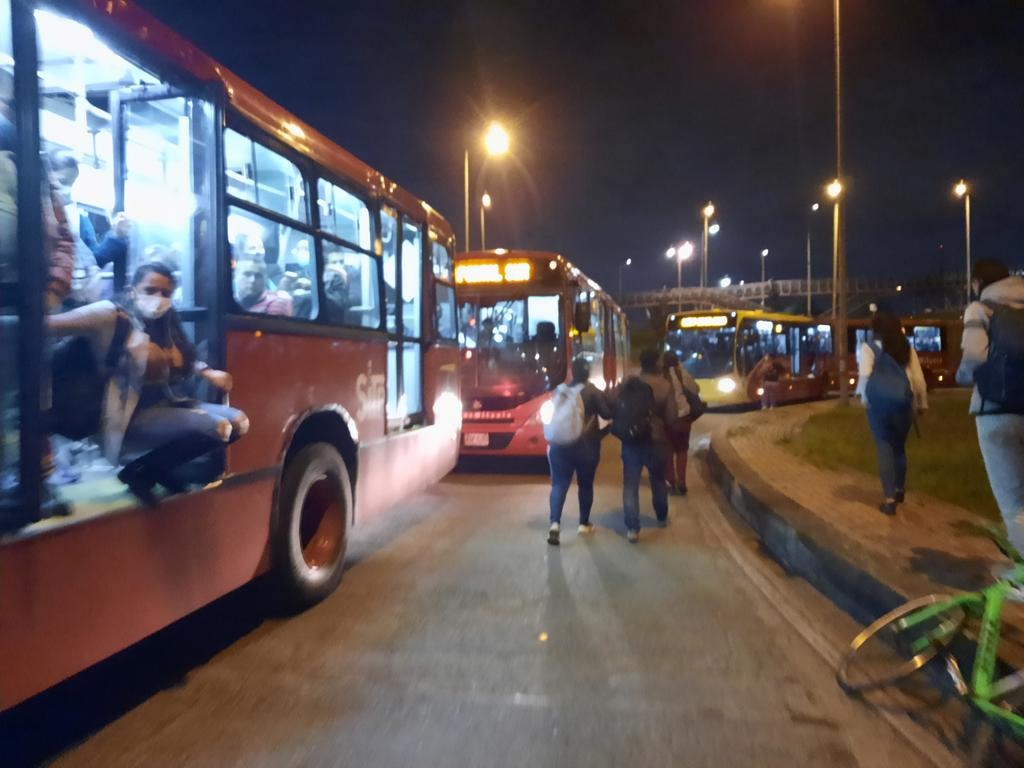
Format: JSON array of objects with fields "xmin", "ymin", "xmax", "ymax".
[
  {"xmin": 463, "ymin": 122, "xmax": 509, "ymax": 251},
  {"xmin": 701, "ymin": 202, "xmax": 715, "ymax": 288},
  {"xmin": 832, "ymin": 0, "xmax": 850, "ymax": 405},
  {"xmin": 760, "ymin": 248, "xmax": 769, "ymax": 307},
  {"xmin": 666, "ymin": 241, "xmax": 694, "ymax": 312},
  {"xmin": 480, "ymin": 192, "xmax": 492, "ymax": 250},
  {"xmin": 617, "ymin": 257, "xmax": 632, "ymax": 302},
  {"xmin": 807, "ymin": 202, "xmax": 820, "ymax": 315},
  {"xmin": 954, "ymin": 180, "xmax": 971, "ymax": 306}
]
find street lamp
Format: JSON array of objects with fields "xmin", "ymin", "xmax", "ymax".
[
  {"xmin": 464, "ymin": 122, "xmax": 509, "ymax": 251},
  {"xmin": 701, "ymin": 202, "xmax": 715, "ymax": 288},
  {"xmin": 666, "ymin": 241, "xmax": 694, "ymax": 311},
  {"xmin": 954, "ymin": 180, "xmax": 971, "ymax": 306},
  {"xmin": 760, "ymin": 248, "xmax": 769, "ymax": 307},
  {"xmin": 807, "ymin": 202, "xmax": 821, "ymax": 315},
  {"xmin": 719, "ymin": 275, "xmax": 732, "ymax": 288},
  {"xmin": 617, "ymin": 257, "xmax": 632, "ymax": 302},
  {"xmin": 480, "ymin": 192, "xmax": 492, "ymax": 250}
]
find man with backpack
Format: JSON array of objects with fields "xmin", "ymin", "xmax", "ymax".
[
  {"xmin": 611, "ymin": 348, "xmax": 677, "ymax": 542},
  {"xmin": 957, "ymin": 259, "xmax": 1024, "ymax": 557},
  {"xmin": 543, "ymin": 356, "xmax": 612, "ymax": 545}
]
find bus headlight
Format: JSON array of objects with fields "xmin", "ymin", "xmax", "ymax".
[
  {"xmin": 717, "ymin": 377, "xmax": 737, "ymax": 394},
  {"xmin": 432, "ymin": 391, "xmax": 463, "ymax": 429},
  {"xmin": 539, "ymin": 399, "xmax": 555, "ymax": 425}
]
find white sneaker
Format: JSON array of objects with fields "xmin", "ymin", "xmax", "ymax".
[
  {"xmin": 578, "ymin": 523, "xmax": 595, "ymax": 534},
  {"xmin": 547, "ymin": 522, "xmax": 560, "ymax": 546},
  {"xmin": 627, "ymin": 529, "xmax": 640, "ymax": 543}
]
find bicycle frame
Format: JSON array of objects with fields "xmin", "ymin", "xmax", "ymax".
[{"xmin": 898, "ymin": 563, "xmax": 1024, "ymax": 738}]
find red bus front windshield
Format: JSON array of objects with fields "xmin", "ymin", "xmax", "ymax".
[{"xmin": 459, "ymin": 294, "xmax": 566, "ymax": 396}]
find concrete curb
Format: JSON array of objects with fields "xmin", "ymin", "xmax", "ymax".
[{"xmin": 707, "ymin": 424, "xmax": 937, "ymax": 626}]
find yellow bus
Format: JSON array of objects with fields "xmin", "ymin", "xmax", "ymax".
[{"xmin": 664, "ymin": 309, "xmax": 833, "ymax": 407}]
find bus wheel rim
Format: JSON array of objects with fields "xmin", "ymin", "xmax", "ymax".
[{"xmin": 298, "ymin": 474, "xmax": 344, "ymax": 571}]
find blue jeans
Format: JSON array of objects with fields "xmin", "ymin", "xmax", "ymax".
[
  {"xmin": 548, "ymin": 443, "xmax": 600, "ymax": 525},
  {"xmin": 121, "ymin": 401, "xmax": 248, "ymax": 487},
  {"xmin": 866, "ymin": 406, "xmax": 913, "ymax": 500},
  {"xmin": 622, "ymin": 441, "xmax": 669, "ymax": 531},
  {"xmin": 976, "ymin": 414, "xmax": 1024, "ymax": 556}
]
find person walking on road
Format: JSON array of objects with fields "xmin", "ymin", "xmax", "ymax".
[
  {"xmin": 956, "ymin": 259, "xmax": 1024, "ymax": 561},
  {"xmin": 662, "ymin": 351, "xmax": 701, "ymax": 495},
  {"xmin": 611, "ymin": 348, "xmax": 677, "ymax": 542},
  {"xmin": 855, "ymin": 309, "xmax": 928, "ymax": 516},
  {"xmin": 544, "ymin": 356, "xmax": 612, "ymax": 546}
]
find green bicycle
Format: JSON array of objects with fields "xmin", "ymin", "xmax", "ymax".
[{"xmin": 836, "ymin": 561, "xmax": 1024, "ymax": 760}]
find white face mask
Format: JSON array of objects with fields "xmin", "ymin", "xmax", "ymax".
[{"xmin": 136, "ymin": 294, "xmax": 172, "ymax": 320}]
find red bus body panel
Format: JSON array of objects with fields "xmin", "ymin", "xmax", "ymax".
[{"xmin": 0, "ymin": 2, "xmax": 461, "ymax": 711}]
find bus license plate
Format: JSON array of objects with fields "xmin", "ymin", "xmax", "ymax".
[{"xmin": 463, "ymin": 433, "xmax": 489, "ymax": 447}]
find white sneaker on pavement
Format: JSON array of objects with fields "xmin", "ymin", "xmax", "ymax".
[{"xmin": 578, "ymin": 523, "xmax": 595, "ymax": 534}]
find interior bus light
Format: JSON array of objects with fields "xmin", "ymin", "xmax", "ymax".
[
  {"xmin": 503, "ymin": 260, "xmax": 532, "ymax": 282},
  {"xmin": 679, "ymin": 315, "xmax": 729, "ymax": 329},
  {"xmin": 455, "ymin": 262, "xmax": 503, "ymax": 284},
  {"xmin": 755, "ymin": 320, "xmax": 773, "ymax": 333},
  {"xmin": 816, "ymin": 324, "xmax": 832, "ymax": 333}
]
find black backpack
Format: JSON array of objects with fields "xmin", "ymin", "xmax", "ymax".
[
  {"xmin": 975, "ymin": 300, "xmax": 1024, "ymax": 414},
  {"xmin": 49, "ymin": 313, "xmax": 131, "ymax": 440},
  {"xmin": 612, "ymin": 377, "xmax": 655, "ymax": 444}
]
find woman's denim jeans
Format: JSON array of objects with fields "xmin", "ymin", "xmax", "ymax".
[
  {"xmin": 976, "ymin": 414, "xmax": 1024, "ymax": 555},
  {"xmin": 866, "ymin": 406, "xmax": 913, "ymax": 500}
]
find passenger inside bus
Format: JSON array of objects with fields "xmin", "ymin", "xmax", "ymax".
[
  {"xmin": 321, "ymin": 246, "xmax": 351, "ymax": 324},
  {"xmin": 233, "ymin": 243, "xmax": 294, "ymax": 317},
  {"xmin": 48, "ymin": 263, "xmax": 248, "ymax": 506},
  {"xmin": 49, "ymin": 150, "xmax": 131, "ymax": 303}
]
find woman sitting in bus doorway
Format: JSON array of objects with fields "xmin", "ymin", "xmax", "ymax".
[
  {"xmin": 48, "ymin": 262, "xmax": 249, "ymax": 505},
  {"xmin": 855, "ymin": 309, "xmax": 927, "ymax": 516}
]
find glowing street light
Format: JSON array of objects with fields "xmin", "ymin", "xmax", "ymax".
[
  {"xmin": 806, "ymin": 202, "xmax": 822, "ymax": 315},
  {"xmin": 480, "ymin": 192, "xmax": 493, "ymax": 250},
  {"xmin": 760, "ymin": 249, "xmax": 769, "ymax": 307},
  {"xmin": 953, "ymin": 179, "xmax": 971, "ymax": 306},
  {"xmin": 484, "ymin": 122, "xmax": 511, "ymax": 156},
  {"xmin": 708, "ymin": 223, "xmax": 721, "ymax": 236},
  {"xmin": 618, "ymin": 257, "xmax": 633, "ymax": 301},
  {"xmin": 464, "ymin": 122, "xmax": 510, "ymax": 250},
  {"xmin": 667, "ymin": 241, "xmax": 694, "ymax": 311},
  {"xmin": 701, "ymin": 202, "xmax": 716, "ymax": 288},
  {"xmin": 825, "ymin": 179, "xmax": 843, "ymax": 322},
  {"xmin": 719, "ymin": 276, "xmax": 732, "ymax": 288}
]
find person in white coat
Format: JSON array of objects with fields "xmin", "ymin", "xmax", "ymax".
[
  {"xmin": 855, "ymin": 310, "xmax": 927, "ymax": 515},
  {"xmin": 956, "ymin": 259, "xmax": 1024, "ymax": 560}
]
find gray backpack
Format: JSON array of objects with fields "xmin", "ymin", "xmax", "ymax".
[{"xmin": 975, "ymin": 301, "xmax": 1024, "ymax": 414}]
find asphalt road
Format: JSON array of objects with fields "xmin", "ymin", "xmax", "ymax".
[{"xmin": 9, "ymin": 417, "xmax": 941, "ymax": 767}]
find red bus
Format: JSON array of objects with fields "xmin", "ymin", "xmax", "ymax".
[
  {"xmin": 0, "ymin": 0, "xmax": 461, "ymax": 711},
  {"xmin": 455, "ymin": 250, "xmax": 629, "ymax": 457},
  {"xmin": 842, "ymin": 314, "xmax": 964, "ymax": 391}
]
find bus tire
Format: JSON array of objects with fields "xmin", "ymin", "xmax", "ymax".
[{"xmin": 270, "ymin": 442, "xmax": 351, "ymax": 612}]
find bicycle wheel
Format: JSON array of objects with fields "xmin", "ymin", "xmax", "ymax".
[{"xmin": 837, "ymin": 593, "xmax": 968, "ymax": 693}]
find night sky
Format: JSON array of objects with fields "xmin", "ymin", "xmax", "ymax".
[{"xmin": 137, "ymin": 0, "xmax": 1024, "ymax": 296}]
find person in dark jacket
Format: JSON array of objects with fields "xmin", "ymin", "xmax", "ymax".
[
  {"xmin": 610, "ymin": 348, "xmax": 677, "ymax": 542},
  {"xmin": 547, "ymin": 356, "xmax": 612, "ymax": 545}
]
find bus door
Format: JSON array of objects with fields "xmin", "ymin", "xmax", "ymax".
[
  {"xmin": 381, "ymin": 206, "xmax": 424, "ymax": 431},
  {"xmin": 112, "ymin": 86, "xmax": 223, "ymax": 367}
]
